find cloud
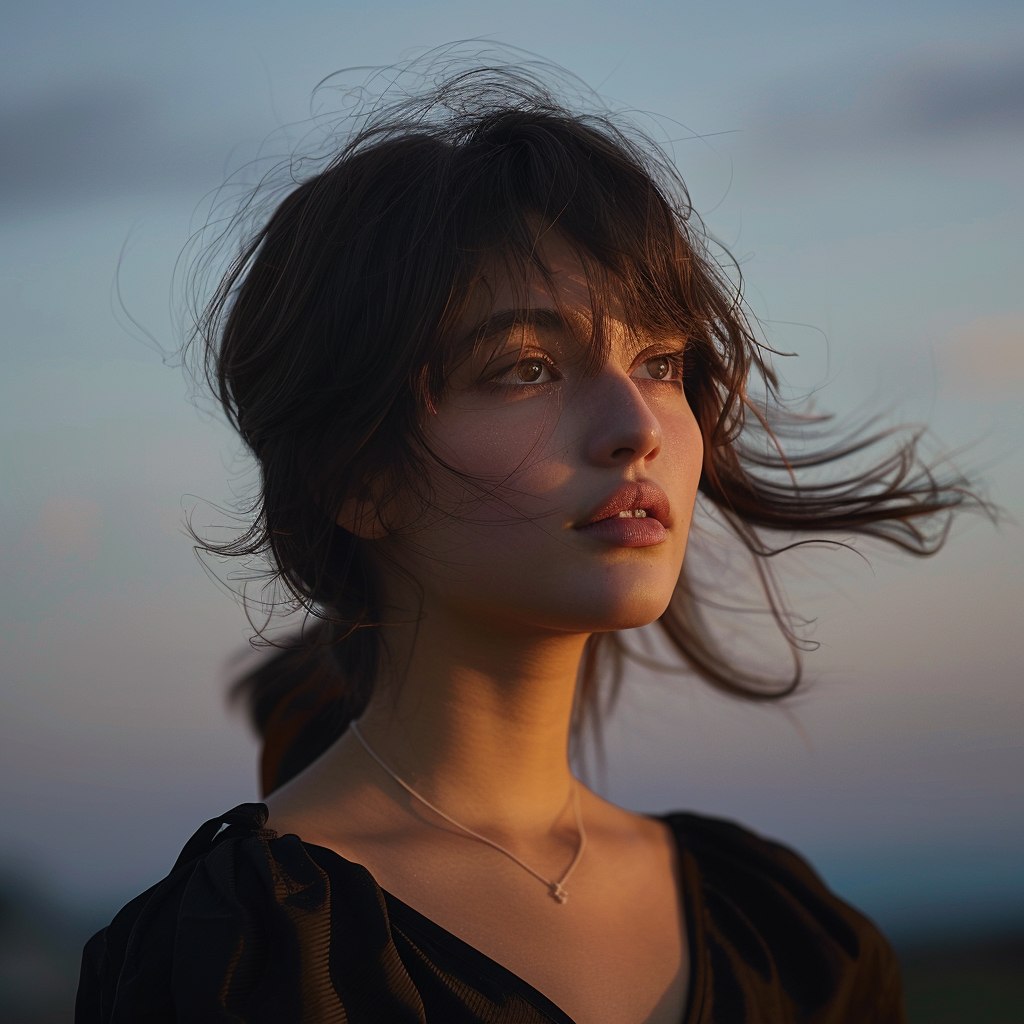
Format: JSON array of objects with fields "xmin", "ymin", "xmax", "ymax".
[
  {"xmin": 938, "ymin": 311, "xmax": 1024, "ymax": 395},
  {"xmin": 0, "ymin": 80, "xmax": 251, "ymax": 215},
  {"xmin": 749, "ymin": 42, "xmax": 1024, "ymax": 157},
  {"xmin": 24, "ymin": 496, "xmax": 103, "ymax": 563}
]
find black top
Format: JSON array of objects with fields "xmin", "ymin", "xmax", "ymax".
[{"xmin": 75, "ymin": 803, "xmax": 904, "ymax": 1023}]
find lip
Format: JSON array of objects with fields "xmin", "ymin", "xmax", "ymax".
[{"xmin": 574, "ymin": 481, "xmax": 672, "ymax": 547}]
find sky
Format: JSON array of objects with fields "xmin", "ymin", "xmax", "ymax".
[{"xmin": 1, "ymin": 0, "xmax": 1022, "ymax": 939}]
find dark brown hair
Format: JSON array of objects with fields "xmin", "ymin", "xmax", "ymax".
[{"xmin": 189, "ymin": 58, "xmax": 982, "ymax": 795}]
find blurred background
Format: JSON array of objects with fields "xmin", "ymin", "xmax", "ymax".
[{"xmin": 1, "ymin": 1, "xmax": 1022, "ymax": 1020}]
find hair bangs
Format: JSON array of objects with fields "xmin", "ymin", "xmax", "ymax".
[{"xmin": 429, "ymin": 129, "xmax": 715, "ymax": 391}]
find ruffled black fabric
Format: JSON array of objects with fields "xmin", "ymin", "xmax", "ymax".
[{"xmin": 76, "ymin": 804, "xmax": 904, "ymax": 1023}]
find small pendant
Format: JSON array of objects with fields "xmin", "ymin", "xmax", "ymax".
[{"xmin": 549, "ymin": 882, "xmax": 568, "ymax": 904}]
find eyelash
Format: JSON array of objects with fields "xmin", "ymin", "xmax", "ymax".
[
  {"xmin": 485, "ymin": 354, "xmax": 561, "ymax": 390},
  {"xmin": 486, "ymin": 350, "xmax": 687, "ymax": 390},
  {"xmin": 639, "ymin": 350, "xmax": 687, "ymax": 383}
]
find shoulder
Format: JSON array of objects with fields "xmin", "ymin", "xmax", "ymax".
[
  {"xmin": 75, "ymin": 803, "xmax": 396, "ymax": 1024},
  {"xmin": 664, "ymin": 811, "xmax": 904, "ymax": 1023}
]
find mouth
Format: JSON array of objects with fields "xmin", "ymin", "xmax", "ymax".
[{"xmin": 574, "ymin": 482, "xmax": 671, "ymax": 548}]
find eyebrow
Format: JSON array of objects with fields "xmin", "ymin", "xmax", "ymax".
[
  {"xmin": 453, "ymin": 304, "xmax": 686, "ymax": 368},
  {"xmin": 457, "ymin": 307, "xmax": 588, "ymax": 351}
]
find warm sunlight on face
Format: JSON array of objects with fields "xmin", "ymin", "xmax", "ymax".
[{"xmin": 378, "ymin": 235, "xmax": 704, "ymax": 637}]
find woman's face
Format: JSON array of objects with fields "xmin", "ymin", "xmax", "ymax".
[{"xmin": 376, "ymin": 235, "xmax": 704, "ymax": 637}]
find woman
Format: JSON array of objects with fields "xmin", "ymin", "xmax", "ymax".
[{"xmin": 76, "ymin": 59, "xmax": 977, "ymax": 1023}]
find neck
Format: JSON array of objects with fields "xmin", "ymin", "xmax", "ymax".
[{"xmin": 354, "ymin": 602, "xmax": 588, "ymax": 835}]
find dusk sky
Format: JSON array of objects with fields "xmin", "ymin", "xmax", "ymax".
[{"xmin": 2, "ymin": 0, "xmax": 1022, "ymax": 939}]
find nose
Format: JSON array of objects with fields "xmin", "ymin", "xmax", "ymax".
[{"xmin": 580, "ymin": 368, "xmax": 662, "ymax": 467}]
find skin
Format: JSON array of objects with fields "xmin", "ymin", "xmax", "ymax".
[{"xmin": 265, "ymin": 233, "xmax": 705, "ymax": 1024}]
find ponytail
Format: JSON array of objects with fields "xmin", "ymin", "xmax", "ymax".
[{"xmin": 231, "ymin": 621, "xmax": 379, "ymax": 796}]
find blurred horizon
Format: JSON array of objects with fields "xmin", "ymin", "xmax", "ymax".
[{"xmin": 2, "ymin": 2, "xmax": 1022, "ymax": 1001}]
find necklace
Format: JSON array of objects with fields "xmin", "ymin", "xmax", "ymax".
[{"xmin": 349, "ymin": 720, "xmax": 586, "ymax": 904}]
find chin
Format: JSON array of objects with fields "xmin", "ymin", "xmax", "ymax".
[
  {"xmin": 590, "ymin": 600, "xmax": 673, "ymax": 633},
  {"xmin": 525, "ymin": 581, "xmax": 677, "ymax": 635}
]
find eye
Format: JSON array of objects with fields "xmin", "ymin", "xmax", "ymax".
[
  {"xmin": 633, "ymin": 353, "xmax": 683, "ymax": 381},
  {"xmin": 496, "ymin": 357, "xmax": 558, "ymax": 386},
  {"xmin": 644, "ymin": 356, "xmax": 671, "ymax": 380},
  {"xmin": 517, "ymin": 359, "xmax": 548, "ymax": 383}
]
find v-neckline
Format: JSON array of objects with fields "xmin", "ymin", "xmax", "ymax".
[
  {"xmin": 290, "ymin": 811, "xmax": 701, "ymax": 1024},
  {"xmin": 383, "ymin": 888, "xmax": 579, "ymax": 1022}
]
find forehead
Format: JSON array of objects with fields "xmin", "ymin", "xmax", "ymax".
[
  {"xmin": 455, "ymin": 232, "xmax": 632, "ymax": 349},
  {"xmin": 461, "ymin": 232, "xmax": 592, "ymax": 324}
]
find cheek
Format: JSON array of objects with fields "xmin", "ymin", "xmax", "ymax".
[
  {"xmin": 425, "ymin": 402, "xmax": 570, "ymax": 514},
  {"xmin": 679, "ymin": 405, "xmax": 705, "ymax": 484},
  {"xmin": 658, "ymin": 399, "xmax": 705, "ymax": 501}
]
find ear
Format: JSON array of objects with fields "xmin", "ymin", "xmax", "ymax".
[{"xmin": 336, "ymin": 493, "xmax": 389, "ymax": 540}]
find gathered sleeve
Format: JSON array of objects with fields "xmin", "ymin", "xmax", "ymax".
[
  {"xmin": 75, "ymin": 804, "xmax": 425, "ymax": 1024},
  {"xmin": 668, "ymin": 812, "xmax": 906, "ymax": 1024}
]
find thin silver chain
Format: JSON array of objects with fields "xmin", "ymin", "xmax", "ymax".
[{"xmin": 349, "ymin": 720, "xmax": 586, "ymax": 904}]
